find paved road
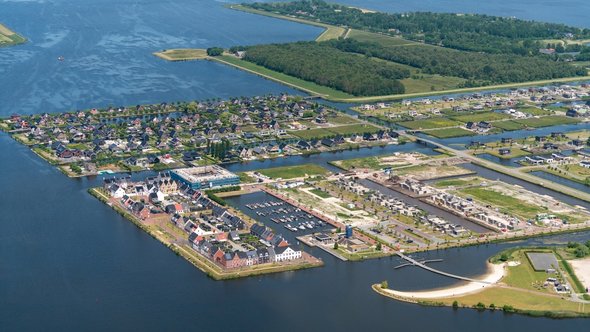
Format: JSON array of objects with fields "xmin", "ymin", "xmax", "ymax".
[{"xmin": 403, "ymin": 133, "xmax": 590, "ymax": 203}]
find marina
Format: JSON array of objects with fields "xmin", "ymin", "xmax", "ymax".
[{"xmin": 3, "ymin": 0, "xmax": 590, "ymax": 330}]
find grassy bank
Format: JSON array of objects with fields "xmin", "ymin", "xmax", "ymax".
[
  {"xmin": 153, "ymin": 49, "xmax": 208, "ymax": 61},
  {"xmin": 256, "ymin": 163, "xmax": 329, "ymax": 179}
]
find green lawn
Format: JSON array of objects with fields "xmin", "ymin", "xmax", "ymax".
[
  {"xmin": 451, "ymin": 112, "xmax": 510, "ymax": 123},
  {"xmin": 425, "ymin": 127, "xmax": 475, "ymax": 138},
  {"xmin": 503, "ymin": 250, "xmax": 554, "ymax": 291},
  {"xmin": 516, "ymin": 116, "xmax": 580, "ymax": 128},
  {"xmin": 477, "ymin": 147, "xmax": 531, "ymax": 159},
  {"xmin": 518, "ymin": 107, "xmax": 552, "ymax": 116},
  {"xmin": 398, "ymin": 117, "xmax": 462, "ymax": 130},
  {"xmin": 309, "ymin": 188, "xmax": 332, "ymax": 198},
  {"xmin": 257, "ymin": 164, "xmax": 329, "ymax": 179},
  {"xmin": 493, "ymin": 120, "xmax": 527, "ymax": 131},
  {"xmin": 400, "ymin": 74, "xmax": 466, "ymax": 94},
  {"xmin": 457, "ymin": 187, "xmax": 545, "ymax": 220},
  {"xmin": 316, "ymin": 26, "xmax": 347, "ymax": 41}
]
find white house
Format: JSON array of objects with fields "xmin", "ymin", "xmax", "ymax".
[{"xmin": 273, "ymin": 246, "xmax": 302, "ymax": 262}]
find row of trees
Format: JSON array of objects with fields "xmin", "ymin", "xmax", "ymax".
[
  {"xmin": 244, "ymin": 41, "xmax": 408, "ymax": 96},
  {"xmin": 206, "ymin": 139, "xmax": 231, "ymax": 160},
  {"xmin": 326, "ymin": 38, "xmax": 586, "ymax": 84},
  {"xmin": 248, "ymin": 0, "xmax": 590, "ymax": 56}
]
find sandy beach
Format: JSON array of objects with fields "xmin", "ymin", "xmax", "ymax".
[
  {"xmin": 382, "ymin": 263, "xmax": 506, "ymax": 299},
  {"xmin": 569, "ymin": 258, "xmax": 590, "ymax": 291}
]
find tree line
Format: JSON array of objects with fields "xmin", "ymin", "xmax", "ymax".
[
  {"xmin": 247, "ymin": 0, "xmax": 590, "ymax": 56},
  {"xmin": 243, "ymin": 41, "xmax": 408, "ymax": 96},
  {"xmin": 325, "ymin": 38, "xmax": 586, "ymax": 85}
]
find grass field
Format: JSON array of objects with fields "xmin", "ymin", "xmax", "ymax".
[
  {"xmin": 424, "ymin": 128, "xmax": 475, "ymax": 138},
  {"xmin": 398, "ymin": 118, "xmax": 462, "ymax": 130},
  {"xmin": 477, "ymin": 147, "xmax": 530, "ymax": 159},
  {"xmin": 457, "ymin": 187, "xmax": 544, "ymax": 219},
  {"xmin": 515, "ymin": 115, "xmax": 580, "ymax": 128},
  {"xmin": 518, "ymin": 107, "xmax": 552, "ymax": 116},
  {"xmin": 502, "ymin": 250, "xmax": 554, "ymax": 291},
  {"xmin": 153, "ymin": 49, "xmax": 208, "ymax": 61},
  {"xmin": 257, "ymin": 164, "xmax": 329, "ymax": 179},
  {"xmin": 316, "ymin": 26, "xmax": 347, "ymax": 41},
  {"xmin": 446, "ymin": 287, "xmax": 589, "ymax": 315},
  {"xmin": 493, "ymin": 120, "xmax": 526, "ymax": 131},
  {"xmin": 433, "ymin": 177, "xmax": 485, "ymax": 188},
  {"xmin": 400, "ymin": 74, "xmax": 466, "ymax": 94},
  {"xmin": 450, "ymin": 112, "xmax": 510, "ymax": 123},
  {"xmin": 213, "ymin": 55, "xmax": 354, "ymax": 99},
  {"xmin": 333, "ymin": 156, "xmax": 384, "ymax": 170},
  {"xmin": 309, "ymin": 188, "xmax": 332, "ymax": 198},
  {"xmin": 0, "ymin": 23, "xmax": 26, "ymax": 47},
  {"xmin": 346, "ymin": 29, "xmax": 418, "ymax": 47}
]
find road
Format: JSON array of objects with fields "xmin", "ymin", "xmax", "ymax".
[{"xmin": 405, "ymin": 133, "xmax": 590, "ymax": 203}]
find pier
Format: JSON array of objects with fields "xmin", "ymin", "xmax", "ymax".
[
  {"xmin": 260, "ymin": 187, "xmax": 346, "ymax": 229},
  {"xmin": 394, "ymin": 258, "xmax": 443, "ymax": 269},
  {"xmin": 396, "ymin": 252, "xmax": 493, "ymax": 284}
]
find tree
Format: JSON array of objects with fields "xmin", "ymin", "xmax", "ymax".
[
  {"xmin": 333, "ymin": 242, "xmax": 339, "ymax": 250},
  {"xmin": 380, "ymin": 280, "xmax": 388, "ymax": 289},
  {"xmin": 206, "ymin": 47, "xmax": 224, "ymax": 56},
  {"xmin": 452, "ymin": 300, "xmax": 459, "ymax": 309},
  {"xmin": 376, "ymin": 242, "xmax": 382, "ymax": 251}
]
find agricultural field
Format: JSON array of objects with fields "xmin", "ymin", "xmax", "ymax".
[
  {"xmin": 424, "ymin": 127, "xmax": 475, "ymax": 138},
  {"xmin": 450, "ymin": 112, "xmax": 510, "ymax": 123},
  {"xmin": 398, "ymin": 118, "xmax": 462, "ymax": 130}
]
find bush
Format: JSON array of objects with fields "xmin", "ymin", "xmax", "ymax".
[
  {"xmin": 452, "ymin": 301, "xmax": 459, "ymax": 309},
  {"xmin": 475, "ymin": 302, "xmax": 486, "ymax": 311},
  {"xmin": 380, "ymin": 280, "xmax": 388, "ymax": 289},
  {"xmin": 503, "ymin": 305, "xmax": 515, "ymax": 313},
  {"xmin": 206, "ymin": 47, "xmax": 224, "ymax": 56}
]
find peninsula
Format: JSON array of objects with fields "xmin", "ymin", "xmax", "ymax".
[
  {"xmin": 153, "ymin": 1, "xmax": 590, "ymax": 102},
  {"xmin": 374, "ymin": 244, "xmax": 590, "ymax": 318},
  {"xmin": 0, "ymin": 23, "xmax": 25, "ymax": 47}
]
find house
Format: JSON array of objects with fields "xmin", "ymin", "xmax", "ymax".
[
  {"xmin": 501, "ymin": 137, "xmax": 513, "ymax": 144},
  {"xmin": 321, "ymin": 138, "xmax": 335, "ymax": 147},
  {"xmin": 498, "ymin": 148, "xmax": 511, "ymax": 156},
  {"xmin": 273, "ymin": 246, "xmax": 302, "ymax": 262}
]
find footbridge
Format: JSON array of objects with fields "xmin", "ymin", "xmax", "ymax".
[{"xmin": 396, "ymin": 252, "xmax": 493, "ymax": 284}]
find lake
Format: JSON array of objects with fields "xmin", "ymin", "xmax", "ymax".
[{"xmin": 2, "ymin": 0, "xmax": 590, "ymax": 330}]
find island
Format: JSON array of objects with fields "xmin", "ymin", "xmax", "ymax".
[{"xmin": 0, "ymin": 23, "xmax": 25, "ymax": 47}]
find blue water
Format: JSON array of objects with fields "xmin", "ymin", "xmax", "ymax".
[{"xmin": 3, "ymin": 0, "xmax": 590, "ymax": 331}]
